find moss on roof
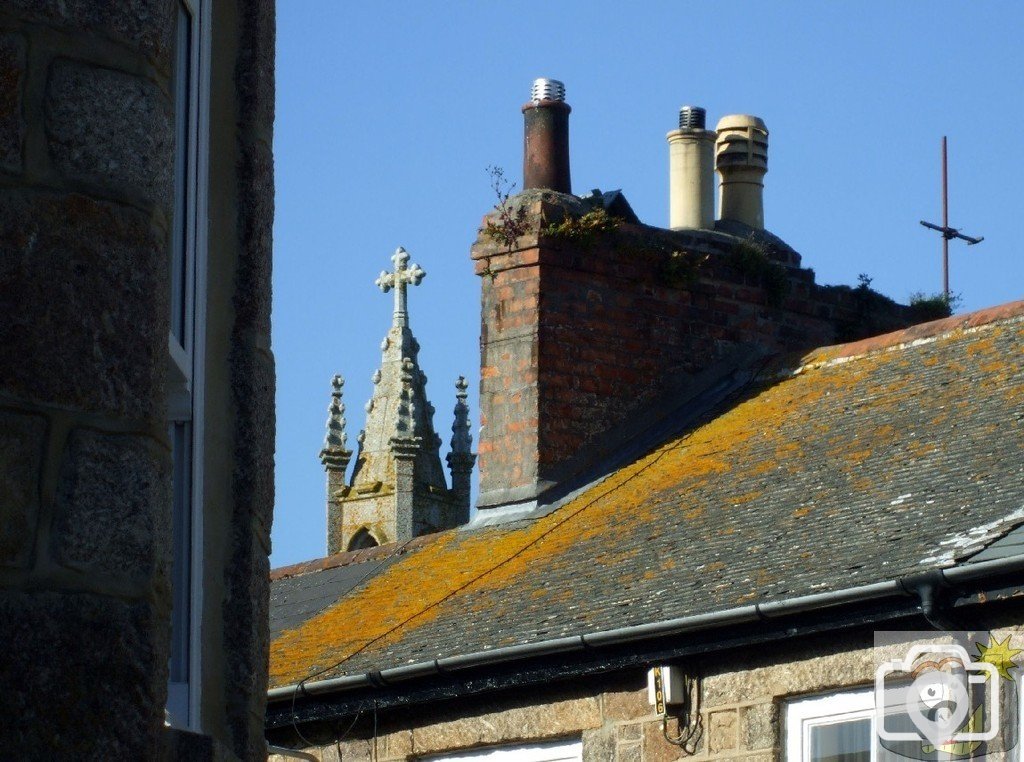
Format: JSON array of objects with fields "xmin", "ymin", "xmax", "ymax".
[{"xmin": 271, "ymin": 304, "xmax": 1024, "ymax": 689}]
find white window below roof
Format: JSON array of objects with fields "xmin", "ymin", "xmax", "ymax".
[
  {"xmin": 424, "ymin": 739, "xmax": 582, "ymax": 762},
  {"xmin": 787, "ymin": 689, "xmax": 934, "ymax": 762},
  {"xmin": 786, "ymin": 690, "xmax": 875, "ymax": 762}
]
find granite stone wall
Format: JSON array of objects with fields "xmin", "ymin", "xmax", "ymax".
[
  {"xmin": 0, "ymin": 1, "xmax": 275, "ymax": 759},
  {"xmin": 219, "ymin": 0, "xmax": 276, "ymax": 757},
  {"xmin": 0, "ymin": 3, "xmax": 176, "ymax": 757},
  {"xmin": 268, "ymin": 624, "xmax": 1024, "ymax": 761}
]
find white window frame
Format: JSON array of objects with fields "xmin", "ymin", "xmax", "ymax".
[
  {"xmin": 166, "ymin": 0, "xmax": 210, "ymax": 732},
  {"xmin": 424, "ymin": 739, "xmax": 582, "ymax": 762},
  {"xmin": 786, "ymin": 689, "xmax": 875, "ymax": 761}
]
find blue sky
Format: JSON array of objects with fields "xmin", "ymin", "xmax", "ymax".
[{"xmin": 271, "ymin": 2, "xmax": 1023, "ymax": 567}]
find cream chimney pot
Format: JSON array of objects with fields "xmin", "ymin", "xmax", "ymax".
[
  {"xmin": 715, "ymin": 114, "xmax": 769, "ymax": 229},
  {"xmin": 667, "ymin": 106, "xmax": 716, "ymax": 230}
]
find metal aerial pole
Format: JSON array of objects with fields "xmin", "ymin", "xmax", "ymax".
[
  {"xmin": 920, "ymin": 136, "xmax": 984, "ymax": 302},
  {"xmin": 942, "ymin": 137, "xmax": 949, "ymax": 299}
]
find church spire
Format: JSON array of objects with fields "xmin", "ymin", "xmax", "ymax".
[
  {"xmin": 325, "ymin": 247, "xmax": 471, "ymax": 555},
  {"xmin": 354, "ymin": 248, "xmax": 436, "ymax": 465},
  {"xmin": 449, "ymin": 376, "xmax": 473, "ymax": 455}
]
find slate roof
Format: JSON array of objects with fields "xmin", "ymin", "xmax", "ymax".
[{"xmin": 270, "ymin": 302, "xmax": 1024, "ymax": 690}]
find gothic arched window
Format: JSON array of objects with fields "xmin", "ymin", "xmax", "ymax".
[{"xmin": 347, "ymin": 528, "xmax": 380, "ymax": 552}]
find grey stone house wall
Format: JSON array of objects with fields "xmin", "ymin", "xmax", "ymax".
[
  {"xmin": 269, "ymin": 621, "xmax": 1024, "ymax": 761},
  {"xmin": 0, "ymin": 1, "xmax": 275, "ymax": 759}
]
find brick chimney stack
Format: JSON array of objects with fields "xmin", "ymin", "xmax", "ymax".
[
  {"xmin": 522, "ymin": 78, "xmax": 571, "ymax": 193},
  {"xmin": 472, "ymin": 91, "xmax": 919, "ymax": 515}
]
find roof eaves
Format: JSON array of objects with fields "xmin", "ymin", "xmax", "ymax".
[{"xmin": 267, "ymin": 551, "xmax": 1024, "ymax": 704}]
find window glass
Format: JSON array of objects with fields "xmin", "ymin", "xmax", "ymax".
[
  {"xmin": 169, "ymin": 421, "xmax": 192, "ymax": 683},
  {"xmin": 808, "ymin": 717, "xmax": 871, "ymax": 762},
  {"xmin": 787, "ymin": 691, "xmax": 874, "ymax": 762},
  {"xmin": 170, "ymin": 0, "xmax": 192, "ymax": 349},
  {"xmin": 166, "ymin": 0, "xmax": 204, "ymax": 730},
  {"xmin": 786, "ymin": 689, "xmax": 919, "ymax": 762}
]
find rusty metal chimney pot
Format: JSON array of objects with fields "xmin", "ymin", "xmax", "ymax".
[{"xmin": 522, "ymin": 78, "xmax": 572, "ymax": 194}]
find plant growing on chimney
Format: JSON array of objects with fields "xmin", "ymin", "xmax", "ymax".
[
  {"xmin": 661, "ymin": 249, "xmax": 709, "ymax": 288},
  {"xmin": 852, "ymin": 272, "xmax": 887, "ymax": 306},
  {"xmin": 544, "ymin": 207, "xmax": 619, "ymax": 248},
  {"xmin": 483, "ymin": 165, "xmax": 529, "ymax": 251},
  {"xmin": 729, "ymin": 235, "xmax": 789, "ymax": 307},
  {"xmin": 908, "ymin": 291, "xmax": 959, "ymax": 322}
]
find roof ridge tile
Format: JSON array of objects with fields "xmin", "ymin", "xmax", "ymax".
[{"xmin": 776, "ymin": 299, "xmax": 1024, "ymax": 378}]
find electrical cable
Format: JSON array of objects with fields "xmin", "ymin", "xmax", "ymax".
[
  {"xmin": 333, "ymin": 702, "xmax": 365, "ymax": 759},
  {"xmin": 372, "ymin": 701, "xmax": 379, "ymax": 762},
  {"xmin": 288, "ymin": 683, "xmax": 317, "ymax": 751},
  {"xmin": 662, "ymin": 673, "xmax": 703, "ymax": 754},
  {"xmin": 287, "ymin": 359, "xmax": 771, "ymax": 728},
  {"xmin": 289, "ymin": 538, "xmax": 417, "ymax": 742},
  {"xmin": 295, "ymin": 438, "xmax": 685, "ymax": 689}
]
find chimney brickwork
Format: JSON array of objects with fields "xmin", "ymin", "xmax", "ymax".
[{"xmin": 472, "ymin": 193, "xmax": 919, "ymax": 510}]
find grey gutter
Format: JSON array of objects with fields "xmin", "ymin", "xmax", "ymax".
[{"xmin": 267, "ymin": 553, "xmax": 1024, "ymax": 704}]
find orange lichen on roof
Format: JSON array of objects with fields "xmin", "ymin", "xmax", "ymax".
[
  {"xmin": 730, "ymin": 490, "xmax": 764, "ymax": 506},
  {"xmin": 270, "ymin": 307, "xmax": 1024, "ymax": 688}
]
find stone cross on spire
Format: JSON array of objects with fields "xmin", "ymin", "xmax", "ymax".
[
  {"xmin": 375, "ymin": 246, "xmax": 425, "ymax": 328},
  {"xmin": 324, "ymin": 245, "xmax": 473, "ymax": 555}
]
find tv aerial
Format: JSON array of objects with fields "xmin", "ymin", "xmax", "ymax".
[{"xmin": 919, "ymin": 136, "xmax": 983, "ymax": 300}]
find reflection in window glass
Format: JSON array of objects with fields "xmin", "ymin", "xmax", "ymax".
[
  {"xmin": 808, "ymin": 718, "xmax": 871, "ymax": 762},
  {"xmin": 170, "ymin": 0, "xmax": 192, "ymax": 348},
  {"xmin": 166, "ymin": 0, "xmax": 200, "ymax": 730},
  {"xmin": 169, "ymin": 421, "xmax": 192, "ymax": 684}
]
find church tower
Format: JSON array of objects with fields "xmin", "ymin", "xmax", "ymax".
[{"xmin": 322, "ymin": 247, "xmax": 475, "ymax": 554}]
